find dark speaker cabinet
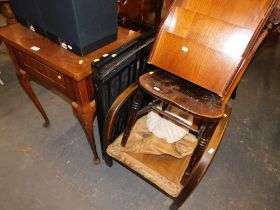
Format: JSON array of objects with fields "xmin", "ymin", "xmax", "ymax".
[
  {"xmin": 9, "ymin": 0, "xmax": 46, "ymax": 36},
  {"xmin": 9, "ymin": 0, "xmax": 118, "ymax": 56}
]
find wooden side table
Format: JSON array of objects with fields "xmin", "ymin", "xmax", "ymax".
[{"xmin": 0, "ymin": 23, "xmax": 140, "ymax": 164}]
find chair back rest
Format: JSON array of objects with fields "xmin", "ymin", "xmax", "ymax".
[{"xmin": 148, "ymin": 0, "xmax": 278, "ymax": 97}]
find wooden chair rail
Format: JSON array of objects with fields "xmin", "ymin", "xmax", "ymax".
[
  {"xmin": 103, "ymin": 82, "xmax": 139, "ymax": 166},
  {"xmin": 170, "ymin": 105, "xmax": 231, "ymax": 209},
  {"xmin": 103, "ymin": 80, "xmax": 232, "ymax": 209},
  {"xmin": 93, "ymin": 29, "xmax": 156, "ymax": 157}
]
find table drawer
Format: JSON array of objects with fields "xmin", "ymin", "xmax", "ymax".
[{"xmin": 17, "ymin": 52, "xmax": 66, "ymax": 89}]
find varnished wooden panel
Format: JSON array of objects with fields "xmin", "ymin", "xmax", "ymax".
[
  {"xmin": 118, "ymin": 0, "xmax": 167, "ymax": 26},
  {"xmin": 150, "ymin": 31, "xmax": 241, "ymax": 95},
  {"xmin": 18, "ymin": 52, "xmax": 65, "ymax": 84},
  {"xmin": 149, "ymin": 0, "xmax": 277, "ymax": 96},
  {"xmin": 163, "ymin": 7, "xmax": 254, "ymax": 57},
  {"xmin": 181, "ymin": 0, "xmax": 273, "ymax": 30},
  {"xmin": 0, "ymin": 24, "xmax": 140, "ymax": 81},
  {"xmin": 139, "ymin": 70, "xmax": 225, "ymax": 119}
]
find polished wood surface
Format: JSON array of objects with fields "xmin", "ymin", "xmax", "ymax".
[
  {"xmin": 102, "ymin": 1, "xmax": 278, "ymax": 208},
  {"xmin": 174, "ymin": 0, "xmax": 274, "ymax": 30},
  {"xmin": 0, "ymin": 23, "xmax": 140, "ymax": 164},
  {"xmin": 118, "ymin": 0, "xmax": 174, "ymax": 27},
  {"xmin": 15, "ymin": 68, "xmax": 50, "ymax": 127},
  {"xmin": 140, "ymin": 70, "xmax": 225, "ymax": 119},
  {"xmin": 170, "ymin": 105, "xmax": 231, "ymax": 209},
  {"xmin": 0, "ymin": 24, "xmax": 140, "ymax": 81},
  {"xmin": 149, "ymin": 0, "xmax": 278, "ymax": 97},
  {"xmin": 103, "ymin": 83, "xmax": 139, "ymax": 166},
  {"xmin": 149, "ymin": 30, "xmax": 242, "ymax": 95}
]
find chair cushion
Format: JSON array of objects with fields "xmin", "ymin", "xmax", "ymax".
[
  {"xmin": 147, "ymin": 107, "xmax": 193, "ymax": 143},
  {"xmin": 107, "ymin": 115, "xmax": 198, "ymax": 197}
]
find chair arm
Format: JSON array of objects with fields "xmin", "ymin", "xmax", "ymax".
[
  {"xmin": 103, "ymin": 82, "xmax": 139, "ymax": 152},
  {"xmin": 170, "ymin": 105, "xmax": 232, "ymax": 210}
]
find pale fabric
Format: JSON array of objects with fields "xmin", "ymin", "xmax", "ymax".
[
  {"xmin": 107, "ymin": 115, "xmax": 198, "ymax": 197},
  {"xmin": 146, "ymin": 108, "xmax": 193, "ymax": 143},
  {"xmin": 107, "ymin": 144, "xmax": 185, "ymax": 197},
  {"xmin": 110, "ymin": 115, "xmax": 198, "ymax": 158}
]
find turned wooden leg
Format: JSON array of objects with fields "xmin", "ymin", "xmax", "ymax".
[
  {"xmin": 173, "ymin": 120, "xmax": 219, "ymax": 210},
  {"xmin": 162, "ymin": 102, "xmax": 168, "ymax": 111},
  {"xmin": 184, "ymin": 120, "xmax": 218, "ymax": 178},
  {"xmin": 121, "ymin": 89, "xmax": 143, "ymax": 146},
  {"xmin": 72, "ymin": 100, "xmax": 100, "ymax": 165},
  {"xmin": 16, "ymin": 69, "xmax": 50, "ymax": 127},
  {"xmin": 0, "ymin": 2, "xmax": 17, "ymax": 25}
]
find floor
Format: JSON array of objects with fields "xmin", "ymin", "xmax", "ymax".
[{"xmin": 0, "ymin": 17, "xmax": 279, "ymax": 210}]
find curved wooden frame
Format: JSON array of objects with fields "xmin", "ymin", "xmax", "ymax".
[
  {"xmin": 103, "ymin": 82, "xmax": 139, "ymax": 166},
  {"xmin": 103, "ymin": 81, "xmax": 232, "ymax": 209},
  {"xmin": 170, "ymin": 105, "xmax": 231, "ymax": 209}
]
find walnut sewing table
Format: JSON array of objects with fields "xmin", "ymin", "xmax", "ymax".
[{"xmin": 0, "ymin": 23, "xmax": 139, "ymax": 164}]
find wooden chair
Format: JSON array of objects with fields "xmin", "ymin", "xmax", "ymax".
[
  {"xmin": 103, "ymin": 74, "xmax": 232, "ymax": 210},
  {"xmin": 103, "ymin": 0, "xmax": 279, "ymax": 209}
]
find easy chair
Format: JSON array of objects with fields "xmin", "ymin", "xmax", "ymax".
[
  {"xmin": 103, "ymin": 73, "xmax": 232, "ymax": 210},
  {"xmin": 103, "ymin": 0, "xmax": 279, "ymax": 209}
]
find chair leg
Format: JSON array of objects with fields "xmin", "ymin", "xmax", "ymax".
[
  {"xmin": 172, "ymin": 120, "xmax": 219, "ymax": 209},
  {"xmin": 103, "ymin": 130, "xmax": 114, "ymax": 167},
  {"xmin": 170, "ymin": 185, "xmax": 193, "ymax": 210},
  {"xmin": 121, "ymin": 89, "xmax": 143, "ymax": 146},
  {"xmin": 162, "ymin": 102, "xmax": 169, "ymax": 111},
  {"xmin": 104, "ymin": 155, "xmax": 113, "ymax": 167},
  {"xmin": 185, "ymin": 120, "xmax": 218, "ymax": 178}
]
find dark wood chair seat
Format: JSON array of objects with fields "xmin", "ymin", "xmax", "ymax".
[{"xmin": 140, "ymin": 70, "xmax": 225, "ymax": 119}]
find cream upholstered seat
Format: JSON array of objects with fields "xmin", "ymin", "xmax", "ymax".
[{"xmin": 107, "ymin": 114, "xmax": 198, "ymax": 197}]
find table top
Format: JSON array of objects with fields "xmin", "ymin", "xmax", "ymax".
[{"xmin": 0, "ymin": 23, "xmax": 140, "ymax": 81}]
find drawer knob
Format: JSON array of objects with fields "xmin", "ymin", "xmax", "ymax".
[{"xmin": 57, "ymin": 75, "xmax": 62, "ymax": 80}]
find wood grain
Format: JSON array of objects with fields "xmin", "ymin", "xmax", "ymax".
[
  {"xmin": 0, "ymin": 23, "xmax": 140, "ymax": 81},
  {"xmin": 149, "ymin": 0, "xmax": 278, "ymax": 96},
  {"xmin": 149, "ymin": 31, "xmax": 241, "ymax": 95},
  {"xmin": 181, "ymin": 0, "xmax": 273, "ymax": 30},
  {"xmin": 0, "ymin": 23, "xmax": 141, "ymax": 164},
  {"xmin": 139, "ymin": 70, "xmax": 225, "ymax": 119}
]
